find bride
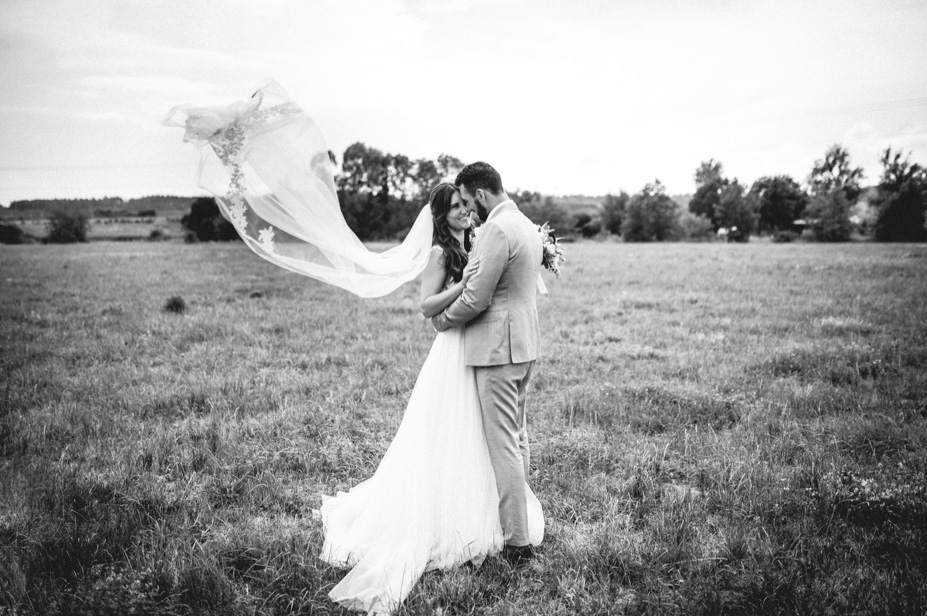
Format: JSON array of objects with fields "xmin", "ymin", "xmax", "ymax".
[
  {"xmin": 315, "ymin": 182, "xmax": 543, "ymax": 613},
  {"xmin": 165, "ymin": 82, "xmax": 543, "ymax": 614}
]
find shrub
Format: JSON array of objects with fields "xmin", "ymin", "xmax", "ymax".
[
  {"xmin": 874, "ymin": 188, "xmax": 927, "ymax": 242},
  {"xmin": 622, "ymin": 180, "xmax": 681, "ymax": 242},
  {"xmin": 164, "ymin": 296, "xmax": 186, "ymax": 314},
  {"xmin": 677, "ymin": 211, "xmax": 715, "ymax": 241},
  {"xmin": 772, "ymin": 230, "xmax": 800, "ymax": 243},
  {"xmin": 46, "ymin": 211, "xmax": 88, "ymax": 243},
  {"xmin": 149, "ymin": 229, "xmax": 165, "ymax": 241},
  {"xmin": 806, "ymin": 189, "xmax": 852, "ymax": 242},
  {"xmin": 0, "ymin": 223, "xmax": 25, "ymax": 244},
  {"xmin": 579, "ymin": 221, "xmax": 601, "ymax": 238},
  {"xmin": 181, "ymin": 197, "xmax": 239, "ymax": 242},
  {"xmin": 574, "ymin": 213, "xmax": 601, "ymax": 238},
  {"xmin": 872, "ymin": 149, "xmax": 927, "ymax": 242}
]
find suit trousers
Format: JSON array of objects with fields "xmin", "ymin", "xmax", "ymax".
[{"xmin": 475, "ymin": 360, "xmax": 534, "ymax": 547}]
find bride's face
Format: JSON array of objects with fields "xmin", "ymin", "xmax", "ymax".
[{"xmin": 446, "ymin": 192, "xmax": 472, "ymax": 233}]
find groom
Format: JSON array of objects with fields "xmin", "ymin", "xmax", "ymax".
[{"xmin": 432, "ymin": 161, "xmax": 542, "ymax": 566}]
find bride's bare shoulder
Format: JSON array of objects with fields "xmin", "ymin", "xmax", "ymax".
[
  {"xmin": 421, "ymin": 246, "xmax": 450, "ymax": 306},
  {"xmin": 423, "ymin": 246, "xmax": 446, "ymax": 279}
]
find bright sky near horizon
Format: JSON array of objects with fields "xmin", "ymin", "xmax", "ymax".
[{"xmin": 1, "ymin": 0, "xmax": 926, "ymax": 206}]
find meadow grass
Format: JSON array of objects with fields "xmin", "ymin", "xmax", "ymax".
[{"xmin": 1, "ymin": 240, "xmax": 925, "ymax": 615}]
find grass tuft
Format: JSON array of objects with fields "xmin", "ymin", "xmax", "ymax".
[{"xmin": 163, "ymin": 295, "xmax": 186, "ymax": 314}]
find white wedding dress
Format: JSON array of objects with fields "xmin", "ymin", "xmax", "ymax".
[{"xmin": 315, "ymin": 324, "xmax": 544, "ymax": 614}]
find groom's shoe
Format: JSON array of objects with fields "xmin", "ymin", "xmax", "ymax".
[{"xmin": 502, "ymin": 544, "xmax": 534, "ymax": 568}]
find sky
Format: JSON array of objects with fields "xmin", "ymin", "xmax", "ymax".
[{"xmin": 1, "ymin": 0, "xmax": 926, "ymax": 205}]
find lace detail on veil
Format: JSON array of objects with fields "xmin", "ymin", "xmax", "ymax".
[
  {"xmin": 165, "ymin": 82, "xmax": 434, "ymax": 298},
  {"xmin": 209, "ymin": 98, "xmax": 301, "ymax": 242},
  {"xmin": 216, "ymin": 102, "xmax": 295, "ymax": 255}
]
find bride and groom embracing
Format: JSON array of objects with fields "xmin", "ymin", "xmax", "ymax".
[
  {"xmin": 165, "ymin": 83, "xmax": 546, "ymax": 614},
  {"xmin": 316, "ymin": 162, "xmax": 545, "ymax": 613}
]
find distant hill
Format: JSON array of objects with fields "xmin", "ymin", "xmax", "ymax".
[{"xmin": 1, "ymin": 196, "xmax": 198, "ymax": 220}]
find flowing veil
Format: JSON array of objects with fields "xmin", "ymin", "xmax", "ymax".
[{"xmin": 164, "ymin": 81, "xmax": 433, "ymax": 298}]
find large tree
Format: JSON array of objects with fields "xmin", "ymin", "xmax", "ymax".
[
  {"xmin": 386, "ymin": 154, "xmax": 414, "ymax": 201},
  {"xmin": 622, "ymin": 180, "xmax": 680, "ymax": 242},
  {"xmin": 336, "ymin": 143, "xmax": 466, "ymax": 240},
  {"xmin": 411, "ymin": 158, "xmax": 441, "ymax": 203},
  {"xmin": 714, "ymin": 181, "xmax": 756, "ymax": 242},
  {"xmin": 436, "ymin": 154, "xmax": 465, "ymax": 180},
  {"xmin": 808, "ymin": 144, "xmax": 865, "ymax": 202},
  {"xmin": 803, "ymin": 144, "xmax": 865, "ymax": 242},
  {"xmin": 694, "ymin": 158, "xmax": 723, "ymax": 188},
  {"xmin": 602, "ymin": 192, "xmax": 629, "ymax": 236},
  {"xmin": 749, "ymin": 175, "xmax": 809, "ymax": 234},
  {"xmin": 873, "ymin": 148, "xmax": 927, "ymax": 242},
  {"xmin": 338, "ymin": 142, "xmax": 390, "ymax": 199},
  {"xmin": 338, "ymin": 143, "xmax": 396, "ymax": 240},
  {"xmin": 689, "ymin": 159, "xmax": 728, "ymax": 229}
]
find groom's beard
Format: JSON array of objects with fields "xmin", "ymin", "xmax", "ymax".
[{"xmin": 475, "ymin": 202, "xmax": 489, "ymax": 223}]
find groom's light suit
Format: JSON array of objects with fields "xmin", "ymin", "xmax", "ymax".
[{"xmin": 433, "ymin": 200, "xmax": 542, "ymax": 547}]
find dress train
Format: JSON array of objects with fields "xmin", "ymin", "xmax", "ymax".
[{"xmin": 314, "ymin": 326, "xmax": 544, "ymax": 614}]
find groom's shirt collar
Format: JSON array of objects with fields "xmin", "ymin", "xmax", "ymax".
[{"xmin": 486, "ymin": 199, "xmax": 516, "ymax": 223}]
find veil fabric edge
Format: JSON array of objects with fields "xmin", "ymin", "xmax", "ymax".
[{"xmin": 165, "ymin": 81, "xmax": 434, "ymax": 299}]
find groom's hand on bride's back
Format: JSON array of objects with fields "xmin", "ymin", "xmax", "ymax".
[{"xmin": 461, "ymin": 259, "xmax": 478, "ymax": 285}]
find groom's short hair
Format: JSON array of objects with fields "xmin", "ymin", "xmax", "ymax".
[{"xmin": 455, "ymin": 162, "xmax": 503, "ymax": 196}]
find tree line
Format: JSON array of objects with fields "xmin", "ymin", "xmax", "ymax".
[
  {"xmin": 599, "ymin": 144, "xmax": 926, "ymax": 243},
  {"xmin": 2, "ymin": 196, "xmax": 195, "ymax": 220},
  {"xmin": 3, "ymin": 142, "xmax": 924, "ymax": 245},
  {"xmin": 330, "ymin": 141, "xmax": 926, "ymax": 243}
]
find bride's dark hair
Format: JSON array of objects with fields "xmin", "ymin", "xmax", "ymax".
[{"xmin": 429, "ymin": 182, "xmax": 471, "ymax": 283}]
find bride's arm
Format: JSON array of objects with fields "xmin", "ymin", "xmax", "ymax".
[{"xmin": 420, "ymin": 247, "xmax": 467, "ymax": 319}]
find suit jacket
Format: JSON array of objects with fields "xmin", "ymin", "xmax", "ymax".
[{"xmin": 435, "ymin": 200, "xmax": 542, "ymax": 366}]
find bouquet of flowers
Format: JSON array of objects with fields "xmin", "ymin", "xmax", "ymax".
[
  {"xmin": 468, "ymin": 219, "xmax": 565, "ymax": 279},
  {"xmin": 538, "ymin": 222, "xmax": 564, "ymax": 278}
]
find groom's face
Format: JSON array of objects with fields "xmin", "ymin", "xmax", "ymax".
[{"xmin": 460, "ymin": 185, "xmax": 488, "ymax": 223}]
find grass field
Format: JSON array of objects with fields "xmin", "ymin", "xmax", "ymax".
[{"xmin": 1, "ymin": 240, "xmax": 926, "ymax": 615}]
